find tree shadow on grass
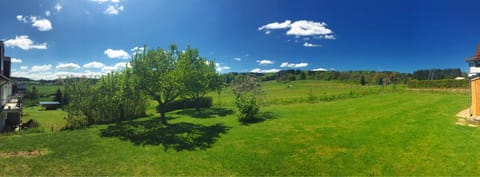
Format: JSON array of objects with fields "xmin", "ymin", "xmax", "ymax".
[
  {"xmin": 175, "ymin": 107, "xmax": 234, "ymax": 119},
  {"xmin": 100, "ymin": 118, "xmax": 229, "ymax": 151},
  {"xmin": 240, "ymin": 111, "xmax": 278, "ymax": 125}
]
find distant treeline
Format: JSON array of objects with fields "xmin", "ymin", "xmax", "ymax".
[
  {"xmin": 412, "ymin": 68, "xmax": 464, "ymax": 80},
  {"xmin": 223, "ymin": 70, "xmax": 410, "ymax": 85}
]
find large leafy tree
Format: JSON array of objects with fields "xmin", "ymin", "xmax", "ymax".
[
  {"xmin": 177, "ymin": 47, "xmax": 221, "ymax": 110},
  {"xmin": 130, "ymin": 45, "xmax": 183, "ymax": 125}
]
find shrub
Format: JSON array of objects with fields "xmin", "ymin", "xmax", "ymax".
[
  {"xmin": 407, "ymin": 79, "xmax": 468, "ymax": 89},
  {"xmin": 232, "ymin": 76, "xmax": 264, "ymax": 123},
  {"xmin": 236, "ymin": 94, "xmax": 259, "ymax": 122}
]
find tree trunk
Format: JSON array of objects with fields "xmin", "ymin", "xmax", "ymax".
[
  {"xmin": 160, "ymin": 111, "xmax": 168, "ymax": 125},
  {"xmin": 157, "ymin": 100, "xmax": 168, "ymax": 125}
]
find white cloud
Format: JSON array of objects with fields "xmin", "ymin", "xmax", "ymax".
[
  {"xmin": 280, "ymin": 62, "xmax": 309, "ymax": 68},
  {"xmin": 215, "ymin": 63, "xmax": 230, "ymax": 72},
  {"xmin": 324, "ymin": 35, "xmax": 336, "ymax": 40},
  {"xmin": 4, "ymin": 35, "xmax": 48, "ymax": 50},
  {"xmin": 20, "ymin": 66, "xmax": 28, "ymax": 70},
  {"xmin": 83, "ymin": 61, "xmax": 105, "ymax": 69},
  {"xmin": 102, "ymin": 66, "xmax": 118, "ymax": 73},
  {"xmin": 216, "ymin": 66, "xmax": 230, "ymax": 72},
  {"xmin": 311, "ymin": 68, "xmax": 328, "ymax": 71},
  {"xmin": 114, "ymin": 62, "xmax": 131, "ymax": 68},
  {"xmin": 303, "ymin": 42, "xmax": 321, "ymax": 47},
  {"xmin": 104, "ymin": 49, "xmax": 129, "ymax": 59},
  {"xmin": 258, "ymin": 20, "xmax": 291, "ymax": 31},
  {"xmin": 11, "ymin": 58, "xmax": 22, "ymax": 63},
  {"xmin": 16, "ymin": 15, "xmax": 53, "ymax": 31},
  {"xmin": 56, "ymin": 63, "xmax": 81, "ymax": 70},
  {"xmin": 250, "ymin": 68, "xmax": 280, "ymax": 73},
  {"xmin": 31, "ymin": 64, "xmax": 52, "ymax": 72},
  {"xmin": 30, "ymin": 16, "xmax": 53, "ymax": 31},
  {"xmin": 234, "ymin": 57, "xmax": 241, "ymax": 61},
  {"xmin": 259, "ymin": 20, "xmax": 335, "ymax": 39},
  {"xmin": 54, "ymin": 3, "xmax": 62, "ymax": 12},
  {"xmin": 131, "ymin": 46, "xmax": 145, "ymax": 55},
  {"xmin": 45, "ymin": 10, "xmax": 51, "ymax": 16},
  {"xmin": 111, "ymin": 0, "xmax": 120, "ymax": 3},
  {"xmin": 104, "ymin": 5, "xmax": 124, "ymax": 15},
  {"xmin": 16, "ymin": 15, "xmax": 28, "ymax": 23},
  {"xmin": 256, "ymin": 59, "xmax": 274, "ymax": 65},
  {"xmin": 287, "ymin": 20, "xmax": 333, "ymax": 37},
  {"xmin": 91, "ymin": 0, "xmax": 109, "ymax": 4},
  {"xmin": 101, "ymin": 62, "xmax": 131, "ymax": 73}
]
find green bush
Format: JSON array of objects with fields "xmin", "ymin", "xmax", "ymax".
[{"xmin": 235, "ymin": 94, "xmax": 260, "ymax": 123}]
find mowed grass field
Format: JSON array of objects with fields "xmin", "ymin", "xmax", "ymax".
[{"xmin": 0, "ymin": 80, "xmax": 477, "ymax": 175}]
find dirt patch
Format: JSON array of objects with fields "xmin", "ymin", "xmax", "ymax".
[
  {"xmin": 456, "ymin": 108, "xmax": 471, "ymax": 118},
  {"xmin": 0, "ymin": 148, "xmax": 49, "ymax": 158},
  {"xmin": 456, "ymin": 108, "xmax": 480, "ymax": 127}
]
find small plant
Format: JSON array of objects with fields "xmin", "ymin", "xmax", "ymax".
[{"xmin": 232, "ymin": 75, "xmax": 264, "ymax": 123}]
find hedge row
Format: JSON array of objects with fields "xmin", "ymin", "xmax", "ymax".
[
  {"xmin": 160, "ymin": 96, "xmax": 213, "ymax": 112},
  {"xmin": 407, "ymin": 79, "xmax": 469, "ymax": 89}
]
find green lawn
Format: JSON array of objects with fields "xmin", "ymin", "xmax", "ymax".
[
  {"xmin": 22, "ymin": 106, "xmax": 67, "ymax": 132},
  {"xmin": 0, "ymin": 81, "xmax": 477, "ymax": 175}
]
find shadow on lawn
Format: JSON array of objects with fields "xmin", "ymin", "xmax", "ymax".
[
  {"xmin": 175, "ymin": 107, "xmax": 234, "ymax": 118},
  {"xmin": 100, "ymin": 118, "xmax": 229, "ymax": 151}
]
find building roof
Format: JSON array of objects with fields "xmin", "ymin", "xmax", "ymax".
[
  {"xmin": 39, "ymin": 101, "xmax": 60, "ymax": 105},
  {"xmin": 474, "ymin": 44, "xmax": 480, "ymax": 60}
]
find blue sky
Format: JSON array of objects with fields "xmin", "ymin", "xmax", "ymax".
[{"xmin": 1, "ymin": 0, "xmax": 480, "ymax": 80}]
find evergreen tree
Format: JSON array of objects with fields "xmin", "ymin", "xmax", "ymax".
[
  {"xmin": 360, "ymin": 75, "xmax": 366, "ymax": 86},
  {"xmin": 54, "ymin": 88, "xmax": 62, "ymax": 104}
]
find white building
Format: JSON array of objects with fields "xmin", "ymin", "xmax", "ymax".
[
  {"xmin": 466, "ymin": 44, "xmax": 480, "ymax": 77},
  {"xmin": 0, "ymin": 41, "xmax": 15, "ymax": 132}
]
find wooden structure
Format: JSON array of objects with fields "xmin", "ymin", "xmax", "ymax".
[
  {"xmin": 466, "ymin": 44, "xmax": 480, "ymax": 117},
  {"xmin": 471, "ymin": 78, "xmax": 480, "ymax": 117}
]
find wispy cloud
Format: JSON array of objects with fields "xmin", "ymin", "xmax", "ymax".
[
  {"xmin": 250, "ymin": 68, "xmax": 280, "ymax": 73},
  {"xmin": 131, "ymin": 46, "xmax": 145, "ymax": 55},
  {"xmin": 31, "ymin": 64, "xmax": 52, "ymax": 72},
  {"xmin": 104, "ymin": 5, "xmax": 124, "ymax": 15},
  {"xmin": 234, "ymin": 57, "xmax": 241, "ymax": 61},
  {"xmin": 16, "ymin": 15, "xmax": 53, "ymax": 31},
  {"xmin": 4, "ymin": 35, "xmax": 47, "ymax": 50},
  {"xmin": 311, "ymin": 68, "xmax": 328, "ymax": 71},
  {"xmin": 83, "ymin": 61, "xmax": 105, "ymax": 69},
  {"xmin": 303, "ymin": 42, "xmax": 321, "ymax": 47},
  {"xmin": 256, "ymin": 59, "xmax": 274, "ymax": 65},
  {"xmin": 56, "ymin": 63, "xmax": 81, "ymax": 70},
  {"xmin": 54, "ymin": 3, "xmax": 62, "ymax": 12},
  {"xmin": 258, "ymin": 20, "xmax": 292, "ymax": 34},
  {"xmin": 91, "ymin": 0, "xmax": 125, "ymax": 15},
  {"xmin": 215, "ymin": 63, "xmax": 231, "ymax": 72},
  {"xmin": 280, "ymin": 62, "xmax": 309, "ymax": 68},
  {"xmin": 91, "ymin": 0, "xmax": 110, "ymax": 4}
]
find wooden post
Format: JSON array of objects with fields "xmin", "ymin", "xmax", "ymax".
[{"xmin": 471, "ymin": 77, "xmax": 480, "ymax": 117}]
